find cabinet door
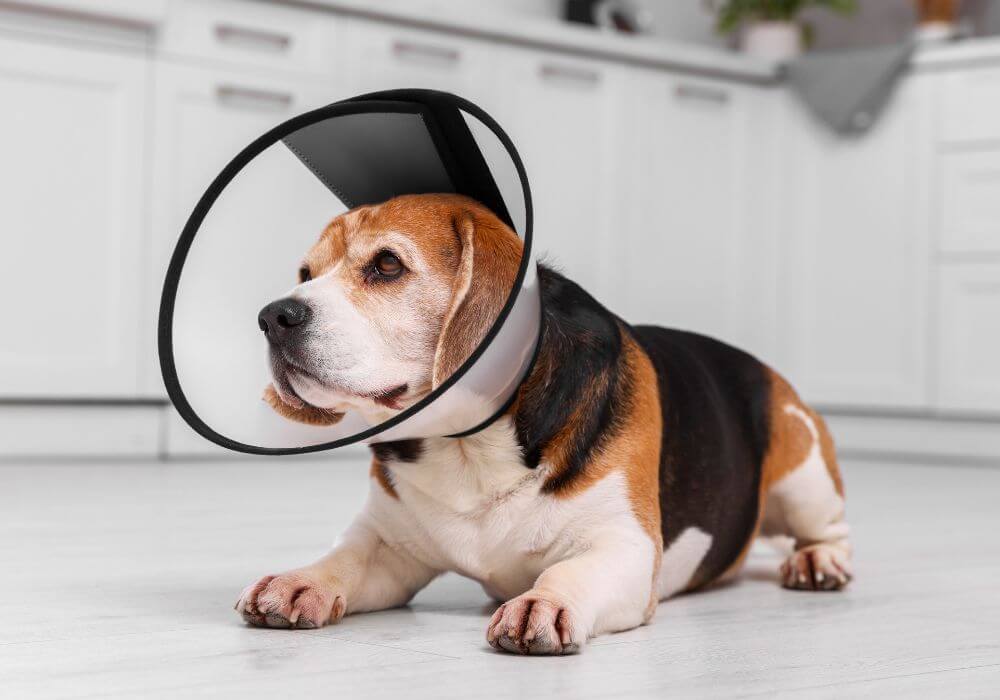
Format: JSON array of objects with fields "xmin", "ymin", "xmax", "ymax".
[
  {"xmin": 936, "ymin": 264, "xmax": 1000, "ymax": 414},
  {"xmin": 939, "ymin": 148, "xmax": 1000, "ymax": 254},
  {"xmin": 499, "ymin": 49, "xmax": 623, "ymax": 306},
  {"xmin": 778, "ymin": 78, "xmax": 933, "ymax": 409},
  {"xmin": 148, "ymin": 62, "xmax": 347, "ymax": 452},
  {"xmin": 0, "ymin": 37, "xmax": 146, "ymax": 397},
  {"xmin": 619, "ymin": 71, "xmax": 777, "ymax": 359},
  {"xmin": 142, "ymin": 62, "xmax": 340, "ymax": 397}
]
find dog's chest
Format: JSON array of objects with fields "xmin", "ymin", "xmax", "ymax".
[{"xmin": 381, "ymin": 422, "xmax": 577, "ymax": 594}]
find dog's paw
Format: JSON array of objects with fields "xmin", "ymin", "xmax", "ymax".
[
  {"xmin": 235, "ymin": 570, "xmax": 345, "ymax": 629},
  {"xmin": 780, "ymin": 543, "xmax": 853, "ymax": 591},
  {"xmin": 486, "ymin": 589, "xmax": 585, "ymax": 655}
]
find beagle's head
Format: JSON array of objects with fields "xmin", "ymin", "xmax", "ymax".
[{"xmin": 258, "ymin": 193, "xmax": 522, "ymax": 426}]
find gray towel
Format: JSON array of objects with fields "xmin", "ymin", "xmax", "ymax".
[{"xmin": 785, "ymin": 42, "xmax": 915, "ymax": 135}]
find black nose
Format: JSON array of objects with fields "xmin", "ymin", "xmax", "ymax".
[{"xmin": 258, "ymin": 297, "xmax": 310, "ymax": 340}]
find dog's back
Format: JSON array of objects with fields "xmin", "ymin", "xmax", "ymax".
[{"xmin": 631, "ymin": 325, "xmax": 771, "ymax": 591}]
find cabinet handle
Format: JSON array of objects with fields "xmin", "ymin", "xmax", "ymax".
[
  {"xmin": 538, "ymin": 63, "xmax": 601, "ymax": 87},
  {"xmin": 674, "ymin": 83, "xmax": 729, "ymax": 105},
  {"xmin": 216, "ymin": 85, "xmax": 293, "ymax": 110},
  {"xmin": 214, "ymin": 23, "xmax": 292, "ymax": 52},
  {"xmin": 391, "ymin": 40, "xmax": 460, "ymax": 65}
]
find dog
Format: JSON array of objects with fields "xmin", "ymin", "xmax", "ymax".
[{"xmin": 238, "ymin": 193, "xmax": 852, "ymax": 655}]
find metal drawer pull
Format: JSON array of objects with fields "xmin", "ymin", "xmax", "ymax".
[
  {"xmin": 216, "ymin": 85, "xmax": 293, "ymax": 110},
  {"xmin": 215, "ymin": 24, "xmax": 292, "ymax": 52},
  {"xmin": 391, "ymin": 40, "xmax": 460, "ymax": 64},
  {"xmin": 539, "ymin": 63, "xmax": 601, "ymax": 86},
  {"xmin": 675, "ymin": 84, "xmax": 729, "ymax": 104}
]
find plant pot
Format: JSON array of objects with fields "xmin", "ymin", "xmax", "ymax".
[
  {"xmin": 913, "ymin": 0, "xmax": 961, "ymax": 41},
  {"xmin": 741, "ymin": 21, "xmax": 803, "ymax": 61}
]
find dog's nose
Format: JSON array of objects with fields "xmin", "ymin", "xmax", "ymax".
[{"xmin": 258, "ymin": 298, "xmax": 310, "ymax": 340}]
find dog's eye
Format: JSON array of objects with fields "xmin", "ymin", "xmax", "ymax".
[
  {"xmin": 373, "ymin": 252, "xmax": 403, "ymax": 278},
  {"xmin": 298, "ymin": 266, "xmax": 311, "ymax": 283}
]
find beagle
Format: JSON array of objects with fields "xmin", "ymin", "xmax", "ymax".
[{"xmin": 238, "ymin": 193, "xmax": 852, "ymax": 655}]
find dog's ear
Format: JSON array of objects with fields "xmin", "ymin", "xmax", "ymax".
[
  {"xmin": 431, "ymin": 208, "xmax": 521, "ymax": 389},
  {"xmin": 263, "ymin": 384, "xmax": 344, "ymax": 426}
]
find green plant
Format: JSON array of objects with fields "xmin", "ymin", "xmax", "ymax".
[{"xmin": 707, "ymin": 0, "xmax": 857, "ymax": 34}]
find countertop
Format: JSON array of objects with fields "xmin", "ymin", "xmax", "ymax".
[
  {"xmin": 283, "ymin": 0, "xmax": 780, "ymax": 83},
  {"xmin": 5, "ymin": 0, "xmax": 1000, "ymax": 83}
]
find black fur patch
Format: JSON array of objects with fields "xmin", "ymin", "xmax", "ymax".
[
  {"xmin": 512, "ymin": 265, "xmax": 772, "ymax": 584},
  {"xmin": 371, "ymin": 439, "xmax": 424, "ymax": 464},
  {"xmin": 513, "ymin": 266, "xmax": 633, "ymax": 492},
  {"xmin": 631, "ymin": 326, "xmax": 771, "ymax": 588}
]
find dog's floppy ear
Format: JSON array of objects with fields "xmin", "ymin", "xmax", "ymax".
[{"xmin": 431, "ymin": 208, "xmax": 521, "ymax": 389}]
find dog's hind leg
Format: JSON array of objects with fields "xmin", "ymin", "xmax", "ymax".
[{"xmin": 760, "ymin": 373, "xmax": 852, "ymax": 591}]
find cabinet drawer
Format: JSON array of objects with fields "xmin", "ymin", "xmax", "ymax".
[
  {"xmin": 939, "ymin": 149, "xmax": 1000, "ymax": 253},
  {"xmin": 936, "ymin": 264, "xmax": 1000, "ymax": 414},
  {"xmin": 346, "ymin": 20, "xmax": 495, "ymax": 105},
  {"xmin": 163, "ymin": 0, "xmax": 338, "ymax": 75},
  {"xmin": 941, "ymin": 66, "xmax": 1000, "ymax": 144}
]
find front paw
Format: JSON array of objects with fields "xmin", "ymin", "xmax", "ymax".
[
  {"xmin": 486, "ymin": 589, "xmax": 585, "ymax": 655},
  {"xmin": 235, "ymin": 571, "xmax": 345, "ymax": 629}
]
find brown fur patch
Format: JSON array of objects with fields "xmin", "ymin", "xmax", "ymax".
[
  {"xmin": 370, "ymin": 459, "xmax": 399, "ymax": 499},
  {"xmin": 309, "ymin": 193, "xmax": 521, "ymax": 383},
  {"xmin": 761, "ymin": 369, "xmax": 843, "ymax": 495},
  {"xmin": 760, "ymin": 370, "xmax": 814, "ymax": 492},
  {"xmin": 538, "ymin": 329, "xmax": 664, "ymax": 618},
  {"xmin": 809, "ymin": 407, "xmax": 845, "ymax": 497},
  {"xmin": 431, "ymin": 204, "xmax": 522, "ymax": 388},
  {"xmin": 719, "ymin": 369, "xmax": 845, "ymax": 582}
]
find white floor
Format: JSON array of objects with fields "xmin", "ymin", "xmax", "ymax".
[{"xmin": 2, "ymin": 457, "xmax": 999, "ymax": 699}]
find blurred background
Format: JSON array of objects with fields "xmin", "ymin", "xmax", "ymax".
[{"xmin": 1, "ymin": 0, "xmax": 999, "ymax": 463}]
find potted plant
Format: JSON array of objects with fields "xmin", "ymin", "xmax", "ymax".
[
  {"xmin": 708, "ymin": 0, "xmax": 858, "ymax": 61},
  {"xmin": 913, "ymin": 0, "xmax": 961, "ymax": 41}
]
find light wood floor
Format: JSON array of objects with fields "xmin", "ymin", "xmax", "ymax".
[{"xmin": 2, "ymin": 457, "xmax": 998, "ymax": 699}]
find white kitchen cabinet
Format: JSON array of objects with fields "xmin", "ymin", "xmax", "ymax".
[
  {"xmin": 495, "ymin": 48, "xmax": 624, "ymax": 307},
  {"xmin": 146, "ymin": 61, "xmax": 349, "ymax": 452},
  {"xmin": 777, "ymin": 77, "xmax": 934, "ymax": 409},
  {"xmin": 939, "ymin": 148, "xmax": 1000, "ymax": 253},
  {"xmin": 617, "ymin": 69, "xmax": 778, "ymax": 360},
  {"xmin": 142, "ymin": 61, "xmax": 343, "ymax": 399},
  {"xmin": 0, "ymin": 35, "xmax": 147, "ymax": 397},
  {"xmin": 344, "ymin": 20, "xmax": 498, "ymax": 110},
  {"xmin": 936, "ymin": 264, "xmax": 1000, "ymax": 414},
  {"xmin": 162, "ymin": 0, "xmax": 340, "ymax": 77},
  {"xmin": 940, "ymin": 64, "xmax": 1000, "ymax": 145}
]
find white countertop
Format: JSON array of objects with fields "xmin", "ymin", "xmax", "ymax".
[
  {"xmin": 0, "ymin": 0, "xmax": 168, "ymax": 26},
  {"xmin": 6, "ymin": 0, "xmax": 1000, "ymax": 82},
  {"xmin": 284, "ymin": 0, "xmax": 780, "ymax": 83},
  {"xmin": 912, "ymin": 35, "xmax": 1000, "ymax": 69}
]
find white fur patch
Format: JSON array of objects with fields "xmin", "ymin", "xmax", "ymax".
[
  {"xmin": 368, "ymin": 417, "xmax": 657, "ymax": 616},
  {"xmin": 768, "ymin": 405, "xmax": 848, "ymax": 545},
  {"xmin": 657, "ymin": 527, "xmax": 713, "ymax": 599}
]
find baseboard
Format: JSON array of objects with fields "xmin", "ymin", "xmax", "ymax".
[
  {"xmin": 0, "ymin": 405, "xmax": 164, "ymax": 459},
  {"xmin": 163, "ymin": 408, "xmax": 369, "ymax": 461},
  {"xmin": 6, "ymin": 403, "xmax": 993, "ymax": 466},
  {"xmin": 0, "ymin": 405, "xmax": 371, "ymax": 461},
  {"xmin": 824, "ymin": 412, "xmax": 1000, "ymax": 466}
]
